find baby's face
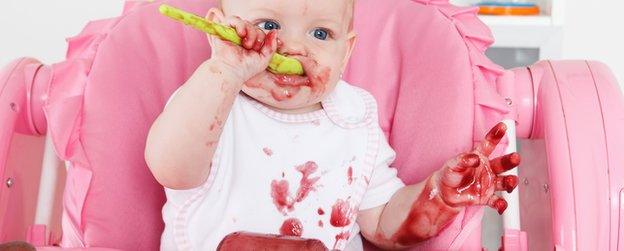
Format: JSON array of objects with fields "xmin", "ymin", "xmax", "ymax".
[{"xmin": 215, "ymin": 0, "xmax": 355, "ymax": 111}]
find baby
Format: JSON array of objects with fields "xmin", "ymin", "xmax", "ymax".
[{"xmin": 145, "ymin": 0, "xmax": 521, "ymax": 250}]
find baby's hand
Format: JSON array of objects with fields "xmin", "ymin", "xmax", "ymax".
[
  {"xmin": 435, "ymin": 122, "xmax": 521, "ymax": 214},
  {"xmin": 209, "ymin": 16, "xmax": 278, "ymax": 82}
]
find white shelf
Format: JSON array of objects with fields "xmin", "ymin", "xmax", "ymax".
[
  {"xmin": 478, "ymin": 15, "xmax": 554, "ymax": 26},
  {"xmin": 477, "ymin": 15, "xmax": 563, "ymax": 58},
  {"xmin": 449, "ymin": 0, "xmax": 565, "ymax": 58}
]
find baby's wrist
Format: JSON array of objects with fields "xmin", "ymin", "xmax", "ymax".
[{"xmin": 201, "ymin": 59, "xmax": 248, "ymax": 85}]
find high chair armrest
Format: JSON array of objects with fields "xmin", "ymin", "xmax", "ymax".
[
  {"xmin": 514, "ymin": 60, "xmax": 624, "ymax": 250},
  {"xmin": 1, "ymin": 57, "xmax": 54, "ymax": 244},
  {"xmin": 0, "ymin": 57, "xmax": 50, "ymax": 136}
]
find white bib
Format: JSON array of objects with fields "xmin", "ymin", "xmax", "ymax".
[{"xmin": 161, "ymin": 81, "xmax": 404, "ymax": 250}]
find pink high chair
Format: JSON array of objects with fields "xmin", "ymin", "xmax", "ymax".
[{"xmin": 1, "ymin": 0, "xmax": 623, "ymax": 250}]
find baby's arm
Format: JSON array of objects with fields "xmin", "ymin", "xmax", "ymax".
[
  {"xmin": 145, "ymin": 15, "xmax": 278, "ymax": 190},
  {"xmin": 358, "ymin": 123, "xmax": 520, "ymax": 249}
]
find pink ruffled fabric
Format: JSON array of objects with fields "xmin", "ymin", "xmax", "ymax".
[
  {"xmin": 44, "ymin": 15, "xmax": 117, "ymax": 248},
  {"xmin": 410, "ymin": 1, "xmax": 511, "ymax": 250},
  {"xmin": 413, "ymin": 0, "xmax": 511, "ymax": 146},
  {"xmin": 43, "ymin": 0, "xmax": 214, "ymax": 249},
  {"xmin": 413, "ymin": 1, "xmax": 511, "ymax": 250},
  {"xmin": 347, "ymin": 0, "xmax": 512, "ymax": 250}
]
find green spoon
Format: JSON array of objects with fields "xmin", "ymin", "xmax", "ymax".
[{"xmin": 159, "ymin": 4, "xmax": 304, "ymax": 76}]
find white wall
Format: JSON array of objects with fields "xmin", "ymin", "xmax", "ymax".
[
  {"xmin": 0, "ymin": 0, "xmax": 125, "ymax": 66},
  {"xmin": 562, "ymin": 1, "xmax": 624, "ymax": 90}
]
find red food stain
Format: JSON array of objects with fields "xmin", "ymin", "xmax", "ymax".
[
  {"xmin": 504, "ymin": 175, "xmax": 518, "ymax": 193},
  {"xmin": 294, "ymin": 162, "xmax": 320, "ymax": 203},
  {"xmin": 245, "ymin": 81, "xmax": 263, "ymax": 88},
  {"xmin": 270, "ymin": 161, "xmax": 320, "ymax": 214},
  {"xmin": 273, "ymin": 74, "xmax": 311, "ymax": 87},
  {"xmin": 211, "ymin": 116, "xmax": 224, "ymax": 129},
  {"xmin": 494, "ymin": 199, "xmax": 508, "ymax": 215},
  {"xmin": 333, "ymin": 231, "xmax": 351, "ymax": 250},
  {"xmin": 271, "ymin": 180, "xmax": 292, "ymax": 213},
  {"xmin": 267, "ymin": 60, "xmax": 331, "ymax": 102},
  {"xmin": 318, "ymin": 220, "xmax": 324, "ymax": 228},
  {"xmin": 270, "ymin": 88, "xmax": 298, "ymax": 101},
  {"xmin": 262, "ymin": 30, "xmax": 278, "ymax": 52},
  {"xmin": 330, "ymin": 199, "xmax": 353, "ymax": 227},
  {"xmin": 309, "ymin": 68, "xmax": 330, "ymax": 95},
  {"xmin": 389, "ymin": 178, "xmax": 461, "ymax": 246},
  {"xmin": 347, "ymin": 166, "xmax": 353, "ymax": 185},
  {"xmin": 279, "ymin": 218, "xmax": 303, "ymax": 237},
  {"xmin": 317, "ymin": 208, "xmax": 325, "ymax": 215},
  {"xmin": 230, "ymin": 44, "xmax": 244, "ymax": 61},
  {"xmin": 263, "ymin": 147, "xmax": 273, "ymax": 156}
]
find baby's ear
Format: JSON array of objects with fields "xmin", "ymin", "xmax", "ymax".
[
  {"xmin": 341, "ymin": 32, "xmax": 357, "ymax": 73},
  {"xmin": 205, "ymin": 7, "xmax": 225, "ymax": 22}
]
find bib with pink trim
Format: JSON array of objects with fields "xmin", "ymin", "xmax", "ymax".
[{"xmin": 161, "ymin": 80, "xmax": 405, "ymax": 250}]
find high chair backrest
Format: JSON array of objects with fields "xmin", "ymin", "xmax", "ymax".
[{"xmin": 2, "ymin": 0, "xmax": 509, "ymax": 250}]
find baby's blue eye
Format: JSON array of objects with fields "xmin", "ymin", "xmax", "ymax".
[
  {"xmin": 257, "ymin": 20, "xmax": 281, "ymax": 30},
  {"xmin": 312, "ymin": 28, "xmax": 329, "ymax": 40}
]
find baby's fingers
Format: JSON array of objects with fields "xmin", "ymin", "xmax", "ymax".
[
  {"xmin": 223, "ymin": 16, "xmax": 247, "ymax": 38},
  {"xmin": 450, "ymin": 153, "xmax": 480, "ymax": 173},
  {"xmin": 261, "ymin": 30, "xmax": 279, "ymax": 57},
  {"xmin": 242, "ymin": 25, "xmax": 259, "ymax": 50},
  {"xmin": 475, "ymin": 122, "xmax": 507, "ymax": 157},
  {"xmin": 222, "ymin": 16, "xmax": 275, "ymax": 54},
  {"xmin": 494, "ymin": 175, "xmax": 518, "ymax": 193},
  {"xmin": 487, "ymin": 195, "xmax": 508, "ymax": 215},
  {"xmin": 208, "ymin": 16, "xmax": 247, "ymax": 52},
  {"xmin": 490, "ymin": 152, "xmax": 521, "ymax": 174},
  {"xmin": 252, "ymin": 31, "xmax": 266, "ymax": 52},
  {"xmin": 223, "ymin": 16, "xmax": 265, "ymax": 50}
]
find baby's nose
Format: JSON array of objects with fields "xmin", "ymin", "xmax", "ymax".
[{"xmin": 277, "ymin": 37, "xmax": 307, "ymax": 57}]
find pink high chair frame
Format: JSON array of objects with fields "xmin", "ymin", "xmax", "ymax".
[{"xmin": 1, "ymin": 0, "xmax": 623, "ymax": 250}]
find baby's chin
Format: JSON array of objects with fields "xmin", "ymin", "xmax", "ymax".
[
  {"xmin": 241, "ymin": 71, "xmax": 334, "ymax": 112},
  {"xmin": 241, "ymin": 86, "xmax": 319, "ymax": 111}
]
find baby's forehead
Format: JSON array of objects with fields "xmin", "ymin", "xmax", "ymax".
[
  {"xmin": 220, "ymin": 0, "xmax": 353, "ymax": 7},
  {"xmin": 220, "ymin": 0, "xmax": 354, "ymax": 27}
]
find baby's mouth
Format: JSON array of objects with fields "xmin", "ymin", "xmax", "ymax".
[{"xmin": 269, "ymin": 72, "xmax": 311, "ymax": 88}]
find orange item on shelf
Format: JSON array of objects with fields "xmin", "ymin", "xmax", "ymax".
[{"xmin": 478, "ymin": 5, "xmax": 540, "ymax": 15}]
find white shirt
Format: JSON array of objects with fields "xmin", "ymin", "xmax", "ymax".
[{"xmin": 161, "ymin": 81, "xmax": 405, "ymax": 251}]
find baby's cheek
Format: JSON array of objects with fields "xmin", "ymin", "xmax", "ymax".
[
  {"xmin": 309, "ymin": 67, "xmax": 332, "ymax": 94},
  {"xmin": 311, "ymin": 59, "xmax": 344, "ymax": 89}
]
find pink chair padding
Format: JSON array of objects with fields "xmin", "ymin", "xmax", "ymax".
[
  {"xmin": 346, "ymin": 0, "xmax": 510, "ymax": 249},
  {"xmin": 42, "ymin": 0, "xmax": 509, "ymax": 250}
]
